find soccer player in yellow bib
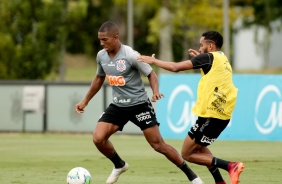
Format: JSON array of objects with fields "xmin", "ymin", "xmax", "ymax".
[{"xmin": 137, "ymin": 31, "xmax": 244, "ymax": 184}]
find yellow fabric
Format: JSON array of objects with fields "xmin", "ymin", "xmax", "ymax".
[{"xmin": 192, "ymin": 52, "xmax": 238, "ymax": 119}]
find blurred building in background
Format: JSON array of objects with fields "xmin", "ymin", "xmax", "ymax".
[{"xmin": 233, "ymin": 19, "xmax": 282, "ymax": 71}]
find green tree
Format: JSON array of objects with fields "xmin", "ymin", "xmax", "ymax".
[
  {"xmin": 0, "ymin": 0, "xmax": 91, "ymax": 79},
  {"xmin": 112, "ymin": 0, "xmax": 160, "ymax": 55},
  {"xmin": 0, "ymin": 0, "xmax": 155, "ymax": 79},
  {"xmin": 147, "ymin": 0, "xmax": 252, "ymax": 62},
  {"xmin": 0, "ymin": 0, "xmax": 65, "ymax": 79},
  {"xmin": 66, "ymin": 0, "xmax": 116, "ymax": 55}
]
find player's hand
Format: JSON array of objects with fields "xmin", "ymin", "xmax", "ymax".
[
  {"xmin": 137, "ymin": 54, "xmax": 156, "ymax": 64},
  {"xmin": 151, "ymin": 92, "xmax": 164, "ymax": 102},
  {"xmin": 188, "ymin": 49, "xmax": 200, "ymax": 57},
  {"xmin": 75, "ymin": 102, "xmax": 87, "ymax": 114}
]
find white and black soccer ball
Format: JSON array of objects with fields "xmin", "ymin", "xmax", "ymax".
[{"xmin": 67, "ymin": 167, "xmax": 92, "ymax": 184}]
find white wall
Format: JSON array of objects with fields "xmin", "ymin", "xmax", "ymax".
[{"xmin": 233, "ymin": 20, "xmax": 282, "ymax": 71}]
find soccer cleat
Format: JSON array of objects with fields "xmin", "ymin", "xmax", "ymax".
[
  {"xmin": 191, "ymin": 177, "xmax": 205, "ymax": 184},
  {"xmin": 228, "ymin": 162, "xmax": 244, "ymax": 184},
  {"xmin": 106, "ymin": 162, "xmax": 129, "ymax": 184}
]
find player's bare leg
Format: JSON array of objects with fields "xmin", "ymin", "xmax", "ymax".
[
  {"xmin": 182, "ymin": 135, "xmax": 244, "ymax": 184},
  {"xmin": 143, "ymin": 125, "xmax": 204, "ymax": 183},
  {"xmin": 93, "ymin": 122, "xmax": 128, "ymax": 184}
]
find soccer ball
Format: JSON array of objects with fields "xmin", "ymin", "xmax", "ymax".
[{"xmin": 67, "ymin": 167, "xmax": 92, "ymax": 184}]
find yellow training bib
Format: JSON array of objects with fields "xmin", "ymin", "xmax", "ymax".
[{"xmin": 192, "ymin": 52, "xmax": 238, "ymax": 119}]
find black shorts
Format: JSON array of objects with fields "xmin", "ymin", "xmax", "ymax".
[
  {"xmin": 188, "ymin": 117, "xmax": 229, "ymax": 147},
  {"xmin": 98, "ymin": 100, "xmax": 159, "ymax": 131}
]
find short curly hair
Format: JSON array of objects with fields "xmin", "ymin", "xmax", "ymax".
[{"xmin": 202, "ymin": 31, "xmax": 223, "ymax": 49}]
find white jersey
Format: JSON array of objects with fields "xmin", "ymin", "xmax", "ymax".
[{"xmin": 96, "ymin": 44, "xmax": 152, "ymax": 107}]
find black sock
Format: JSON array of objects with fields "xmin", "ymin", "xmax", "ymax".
[
  {"xmin": 108, "ymin": 151, "xmax": 125, "ymax": 168},
  {"xmin": 212, "ymin": 157, "xmax": 229, "ymax": 171},
  {"xmin": 209, "ymin": 167, "xmax": 225, "ymax": 182},
  {"xmin": 178, "ymin": 161, "xmax": 197, "ymax": 181}
]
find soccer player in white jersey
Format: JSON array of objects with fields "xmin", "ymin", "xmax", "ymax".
[
  {"xmin": 75, "ymin": 21, "xmax": 204, "ymax": 184},
  {"xmin": 137, "ymin": 31, "xmax": 244, "ymax": 184}
]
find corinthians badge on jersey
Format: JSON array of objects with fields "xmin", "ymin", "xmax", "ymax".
[{"xmin": 116, "ymin": 59, "xmax": 126, "ymax": 72}]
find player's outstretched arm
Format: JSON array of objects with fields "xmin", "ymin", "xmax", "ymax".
[
  {"xmin": 137, "ymin": 54, "xmax": 193, "ymax": 72},
  {"xmin": 75, "ymin": 75, "xmax": 105, "ymax": 114}
]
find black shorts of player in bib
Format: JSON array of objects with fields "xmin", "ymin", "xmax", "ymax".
[
  {"xmin": 188, "ymin": 117, "xmax": 230, "ymax": 147},
  {"xmin": 98, "ymin": 100, "xmax": 159, "ymax": 131}
]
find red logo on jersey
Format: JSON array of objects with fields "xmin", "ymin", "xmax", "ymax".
[
  {"xmin": 116, "ymin": 59, "xmax": 126, "ymax": 72},
  {"xmin": 107, "ymin": 75, "xmax": 125, "ymax": 86}
]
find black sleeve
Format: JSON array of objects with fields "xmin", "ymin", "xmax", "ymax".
[{"xmin": 191, "ymin": 53, "xmax": 214, "ymax": 74}]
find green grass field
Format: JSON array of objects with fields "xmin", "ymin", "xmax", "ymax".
[{"xmin": 0, "ymin": 133, "xmax": 281, "ymax": 184}]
